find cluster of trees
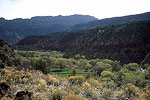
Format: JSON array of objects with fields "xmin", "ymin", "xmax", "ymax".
[
  {"xmin": 33, "ymin": 57, "xmax": 150, "ymax": 89},
  {"xmin": 16, "ymin": 50, "xmax": 150, "ymax": 89}
]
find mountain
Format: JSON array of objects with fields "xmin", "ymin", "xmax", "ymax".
[
  {"xmin": 16, "ymin": 20, "xmax": 150, "ymax": 64},
  {"xmin": 69, "ymin": 12, "xmax": 150, "ymax": 31},
  {"xmin": 0, "ymin": 15, "xmax": 97, "ymax": 44}
]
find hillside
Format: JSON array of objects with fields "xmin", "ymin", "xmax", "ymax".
[
  {"xmin": 69, "ymin": 12, "xmax": 150, "ymax": 31},
  {"xmin": 1, "ymin": 45, "xmax": 150, "ymax": 100},
  {"xmin": 16, "ymin": 20, "xmax": 150, "ymax": 64},
  {"xmin": 0, "ymin": 15, "xmax": 97, "ymax": 44},
  {"xmin": 1, "ymin": 40, "xmax": 150, "ymax": 100},
  {"xmin": 0, "ymin": 40, "xmax": 20, "ymax": 68}
]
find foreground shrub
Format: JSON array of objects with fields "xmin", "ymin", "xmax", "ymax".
[
  {"xmin": 46, "ymin": 76, "xmax": 60, "ymax": 86},
  {"xmin": 82, "ymin": 82, "xmax": 91, "ymax": 89},
  {"xmin": 52, "ymin": 91, "xmax": 62, "ymax": 100},
  {"xmin": 117, "ymin": 83, "xmax": 142, "ymax": 100},
  {"xmin": 69, "ymin": 76, "xmax": 85, "ymax": 85},
  {"xmin": 50, "ymin": 88, "xmax": 68, "ymax": 100},
  {"xmin": 88, "ymin": 79, "xmax": 103, "ymax": 89},
  {"xmin": 62, "ymin": 94, "xmax": 86, "ymax": 100}
]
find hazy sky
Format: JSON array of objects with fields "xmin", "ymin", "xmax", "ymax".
[{"xmin": 0, "ymin": 0, "xmax": 150, "ymax": 19}]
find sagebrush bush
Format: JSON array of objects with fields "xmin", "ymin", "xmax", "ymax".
[
  {"xmin": 50, "ymin": 88, "xmax": 68, "ymax": 100},
  {"xmin": 88, "ymin": 78, "xmax": 103, "ymax": 89},
  {"xmin": 68, "ymin": 76, "xmax": 85, "ymax": 85},
  {"xmin": 46, "ymin": 76, "xmax": 60, "ymax": 86},
  {"xmin": 62, "ymin": 94, "xmax": 86, "ymax": 100}
]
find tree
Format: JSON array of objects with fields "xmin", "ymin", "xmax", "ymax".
[
  {"xmin": 93, "ymin": 62, "xmax": 112, "ymax": 76},
  {"xmin": 101, "ymin": 59, "xmax": 121, "ymax": 71},
  {"xmin": 78, "ymin": 59, "xmax": 92, "ymax": 70},
  {"xmin": 32, "ymin": 57, "xmax": 48, "ymax": 74},
  {"xmin": 74, "ymin": 54, "xmax": 85, "ymax": 60},
  {"xmin": 123, "ymin": 63, "xmax": 139, "ymax": 71},
  {"xmin": 54, "ymin": 58, "xmax": 66, "ymax": 70},
  {"xmin": 100, "ymin": 71, "xmax": 117, "ymax": 82}
]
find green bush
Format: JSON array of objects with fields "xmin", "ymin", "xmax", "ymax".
[
  {"xmin": 93, "ymin": 62, "xmax": 112, "ymax": 75},
  {"xmin": 123, "ymin": 63, "xmax": 139, "ymax": 71},
  {"xmin": 32, "ymin": 57, "xmax": 49, "ymax": 74},
  {"xmin": 52, "ymin": 91, "xmax": 62, "ymax": 100},
  {"xmin": 100, "ymin": 71, "xmax": 117, "ymax": 82},
  {"xmin": 102, "ymin": 59, "xmax": 121, "ymax": 71}
]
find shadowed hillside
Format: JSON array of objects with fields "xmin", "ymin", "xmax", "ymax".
[
  {"xmin": 0, "ymin": 15, "xmax": 97, "ymax": 44},
  {"xmin": 16, "ymin": 20, "xmax": 150, "ymax": 63},
  {"xmin": 0, "ymin": 40, "xmax": 20, "ymax": 68}
]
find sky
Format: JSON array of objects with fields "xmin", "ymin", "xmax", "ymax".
[{"xmin": 0, "ymin": 0, "xmax": 150, "ymax": 20}]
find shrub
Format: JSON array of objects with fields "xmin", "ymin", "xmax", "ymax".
[
  {"xmin": 123, "ymin": 84, "xmax": 141, "ymax": 99},
  {"xmin": 51, "ymin": 88, "xmax": 68, "ymax": 100},
  {"xmin": 52, "ymin": 91, "xmax": 62, "ymax": 100},
  {"xmin": 88, "ymin": 79, "xmax": 103, "ymax": 89},
  {"xmin": 102, "ymin": 89, "xmax": 113, "ymax": 99},
  {"xmin": 62, "ymin": 94, "xmax": 86, "ymax": 100},
  {"xmin": 69, "ymin": 76, "xmax": 85, "ymax": 85},
  {"xmin": 46, "ymin": 76, "xmax": 60, "ymax": 86},
  {"xmin": 82, "ymin": 82, "xmax": 91, "ymax": 88}
]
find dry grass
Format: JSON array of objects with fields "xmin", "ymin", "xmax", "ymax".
[{"xmin": 0, "ymin": 68, "xmax": 148, "ymax": 100}]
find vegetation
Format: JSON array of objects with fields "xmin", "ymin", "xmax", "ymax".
[
  {"xmin": 16, "ymin": 20, "xmax": 150, "ymax": 64},
  {"xmin": 13, "ymin": 50, "xmax": 150, "ymax": 90},
  {"xmin": 1, "ymin": 15, "xmax": 150, "ymax": 100}
]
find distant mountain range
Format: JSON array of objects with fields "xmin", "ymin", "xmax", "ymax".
[
  {"xmin": 0, "ymin": 14, "xmax": 97, "ymax": 44},
  {"xmin": 1, "ymin": 11, "xmax": 150, "ymax": 45},
  {"xmin": 69, "ymin": 12, "xmax": 150, "ymax": 31},
  {"xmin": 16, "ymin": 20, "xmax": 150, "ymax": 64}
]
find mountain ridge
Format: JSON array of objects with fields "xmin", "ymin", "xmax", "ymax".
[
  {"xmin": 0, "ymin": 14, "xmax": 97, "ymax": 44},
  {"xmin": 69, "ymin": 12, "xmax": 150, "ymax": 31}
]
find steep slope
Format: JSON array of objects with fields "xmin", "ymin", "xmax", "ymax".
[
  {"xmin": 69, "ymin": 12, "xmax": 150, "ymax": 31},
  {"xmin": 0, "ymin": 15, "xmax": 97, "ymax": 44},
  {"xmin": 0, "ymin": 40, "xmax": 20, "ymax": 68},
  {"xmin": 16, "ymin": 20, "xmax": 150, "ymax": 63}
]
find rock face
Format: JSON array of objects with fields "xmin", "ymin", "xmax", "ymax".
[
  {"xmin": 69, "ymin": 12, "xmax": 150, "ymax": 31},
  {"xmin": 0, "ymin": 40, "xmax": 20, "ymax": 68},
  {"xmin": 0, "ymin": 15, "xmax": 97, "ymax": 44}
]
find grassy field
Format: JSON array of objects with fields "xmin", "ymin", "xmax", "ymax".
[
  {"xmin": 50, "ymin": 68, "xmax": 84, "ymax": 73},
  {"xmin": 50, "ymin": 68, "xmax": 96, "ymax": 77}
]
